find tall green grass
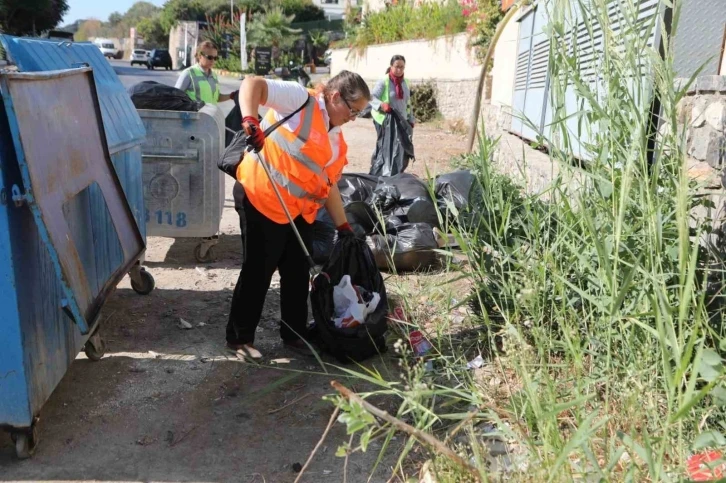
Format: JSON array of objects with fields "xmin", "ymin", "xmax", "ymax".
[{"xmin": 330, "ymin": 0, "xmax": 726, "ymax": 480}]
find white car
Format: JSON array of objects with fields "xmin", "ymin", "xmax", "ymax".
[
  {"xmin": 130, "ymin": 49, "xmax": 150, "ymax": 66},
  {"xmin": 93, "ymin": 38, "xmax": 118, "ymax": 59}
]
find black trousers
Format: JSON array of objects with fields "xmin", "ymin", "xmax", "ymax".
[{"xmin": 226, "ymin": 183, "xmax": 314, "ymax": 345}]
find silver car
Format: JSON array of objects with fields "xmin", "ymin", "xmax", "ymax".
[{"xmin": 130, "ymin": 49, "xmax": 150, "ymax": 67}]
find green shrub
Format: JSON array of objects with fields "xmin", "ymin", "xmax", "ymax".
[
  {"xmin": 215, "ymin": 55, "xmax": 244, "ymax": 73},
  {"xmin": 347, "ymin": 0, "xmax": 466, "ymax": 51},
  {"xmin": 409, "ymin": 81, "xmax": 438, "ymax": 123}
]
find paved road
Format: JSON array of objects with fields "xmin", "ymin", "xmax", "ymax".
[{"xmin": 111, "ymin": 59, "xmax": 242, "ymax": 91}]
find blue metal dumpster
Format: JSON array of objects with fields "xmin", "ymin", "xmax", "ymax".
[
  {"xmin": 0, "ymin": 35, "xmax": 155, "ymax": 294},
  {"xmin": 0, "ymin": 68, "xmax": 146, "ymax": 459}
]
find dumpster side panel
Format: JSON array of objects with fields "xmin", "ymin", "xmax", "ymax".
[
  {"xmin": 0, "ymin": 101, "xmax": 32, "ymax": 428},
  {"xmin": 112, "ymin": 147, "xmax": 146, "ymax": 240},
  {"xmin": 1, "ymin": 69, "xmax": 145, "ymax": 331},
  {"xmin": 0, "ymin": 36, "xmax": 147, "ymax": 241},
  {"xmin": 13, "ymin": 199, "xmax": 84, "ymax": 417},
  {"xmin": 0, "ymin": 69, "xmax": 145, "ymax": 423}
]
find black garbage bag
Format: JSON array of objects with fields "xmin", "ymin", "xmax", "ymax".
[
  {"xmin": 313, "ymin": 205, "xmax": 374, "ymax": 263},
  {"xmin": 312, "ymin": 209, "xmax": 337, "ymax": 264},
  {"xmin": 338, "ymin": 173, "xmax": 379, "ymax": 204},
  {"xmin": 381, "ymin": 215, "xmax": 404, "ymax": 233},
  {"xmin": 368, "ymin": 223, "xmax": 440, "ymax": 272},
  {"xmin": 128, "ymin": 81, "xmax": 204, "ymax": 112},
  {"xmin": 218, "ymin": 129, "xmax": 247, "ymax": 178},
  {"xmin": 368, "ymin": 233, "xmax": 397, "ymax": 269},
  {"xmin": 369, "ymin": 110, "xmax": 415, "ymax": 177},
  {"xmin": 399, "ymin": 197, "xmax": 439, "ymax": 227},
  {"xmin": 370, "ymin": 183, "xmax": 401, "ymax": 212},
  {"xmin": 375, "ymin": 173, "xmax": 430, "ymax": 203},
  {"xmin": 373, "ymin": 174, "xmax": 439, "ymax": 227},
  {"xmin": 310, "ymin": 236, "xmax": 388, "ymax": 363},
  {"xmin": 435, "ymin": 170, "xmax": 476, "ymax": 219},
  {"xmin": 345, "ymin": 201, "xmax": 377, "ymax": 237},
  {"xmin": 225, "ymin": 90, "xmax": 242, "ymax": 147}
]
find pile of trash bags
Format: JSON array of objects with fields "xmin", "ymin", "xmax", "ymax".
[{"xmin": 313, "ymin": 171, "xmax": 477, "ymax": 272}]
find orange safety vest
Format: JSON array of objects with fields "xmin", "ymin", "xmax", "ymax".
[{"xmin": 236, "ymin": 92, "xmax": 348, "ymax": 224}]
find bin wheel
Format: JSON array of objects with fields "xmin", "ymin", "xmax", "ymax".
[
  {"xmin": 131, "ymin": 269, "xmax": 156, "ymax": 295},
  {"xmin": 84, "ymin": 331, "xmax": 106, "ymax": 361},
  {"xmin": 194, "ymin": 244, "xmax": 216, "ymax": 263},
  {"xmin": 11, "ymin": 425, "xmax": 38, "ymax": 460}
]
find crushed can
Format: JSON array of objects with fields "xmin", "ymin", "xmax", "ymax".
[{"xmin": 409, "ymin": 330, "xmax": 432, "ymax": 357}]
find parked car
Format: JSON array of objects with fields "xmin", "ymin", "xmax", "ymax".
[
  {"xmin": 147, "ymin": 49, "xmax": 172, "ymax": 70},
  {"xmin": 93, "ymin": 38, "xmax": 118, "ymax": 59},
  {"xmin": 41, "ymin": 30, "xmax": 74, "ymax": 42},
  {"xmin": 130, "ymin": 49, "xmax": 150, "ymax": 66}
]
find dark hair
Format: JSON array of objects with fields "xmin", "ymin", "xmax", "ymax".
[
  {"xmin": 323, "ymin": 70, "xmax": 371, "ymax": 102},
  {"xmin": 197, "ymin": 40, "xmax": 218, "ymax": 57},
  {"xmin": 385, "ymin": 54, "xmax": 406, "ymax": 74}
]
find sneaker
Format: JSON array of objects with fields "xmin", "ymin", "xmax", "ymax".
[
  {"xmin": 227, "ymin": 343, "xmax": 263, "ymax": 361},
  {"xmin": 283, "ymin": 339, "xmax": 315, "ymax": 357}
]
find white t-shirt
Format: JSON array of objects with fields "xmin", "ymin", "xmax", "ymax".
[{"xmin": 264, "ymin": 80, "xmax": 343, "ymax": 167}]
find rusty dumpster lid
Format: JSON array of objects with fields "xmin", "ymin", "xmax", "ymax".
[{"xmin": 0, "ymin": 35, "xmax": 145, "ymax": 154}]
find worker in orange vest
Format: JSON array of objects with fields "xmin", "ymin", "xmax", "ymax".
[{"xmin": 226, "ymin": 70, "xmax": 372, "ymax": 361}]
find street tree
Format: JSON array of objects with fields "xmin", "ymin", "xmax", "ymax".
[{"xmin": 0, "ymin": 0, "xmax": 69, "ymax": 36}]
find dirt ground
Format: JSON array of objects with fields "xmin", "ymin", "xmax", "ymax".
[{"xmin": 0, "ymin": 121, "xmax": 468, "ymax": 482}]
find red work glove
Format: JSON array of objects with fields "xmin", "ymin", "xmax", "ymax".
[
  {"xmin": 337, "ymin": 222, "xmax": 353, "ymax": 233},
  {"xmin": 380, "ymin": 102, "xmax": 391, "ymax": 113},
  {"xmin": 337, "ymin": 223, "xmax": 355, "ymax": 239},
  {"xmin": 242, "ymin": 115, "xmax": 265, "ymax": 152}
]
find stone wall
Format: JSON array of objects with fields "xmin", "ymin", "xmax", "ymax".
[
  {"xmin": 674, "ymin": 76, "xmax": 726, "ymax": 252},
  {"xmin": 678, "ymin": 76, "xmax": 726, "ymax": 182}
]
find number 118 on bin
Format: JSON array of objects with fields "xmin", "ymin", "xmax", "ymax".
[{"xmin": 145, "ymin": 210, "xmax": 187, "ymax": 227}]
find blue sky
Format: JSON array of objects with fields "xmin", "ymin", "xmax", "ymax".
[{"xmin": 64, "ymin": 0, "xmax": 166, "ymax": 24}]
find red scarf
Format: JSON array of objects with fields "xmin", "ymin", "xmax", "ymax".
[{"xmin": 389, "ymin": 71, "xmax": 404, "ymax": 100}]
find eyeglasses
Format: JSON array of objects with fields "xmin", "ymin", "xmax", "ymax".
[
  {"xmin": 341, "ymin": 96, "xmax": 361, "ymax": 117},
  {"xmin": 203, "ymin": 54, "xmax": 219, "ymax": 61}
]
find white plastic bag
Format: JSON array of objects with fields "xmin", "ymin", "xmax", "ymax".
[{"xmin": 333, "ymin": 275, "xmax": 381, "ymax": 329}]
